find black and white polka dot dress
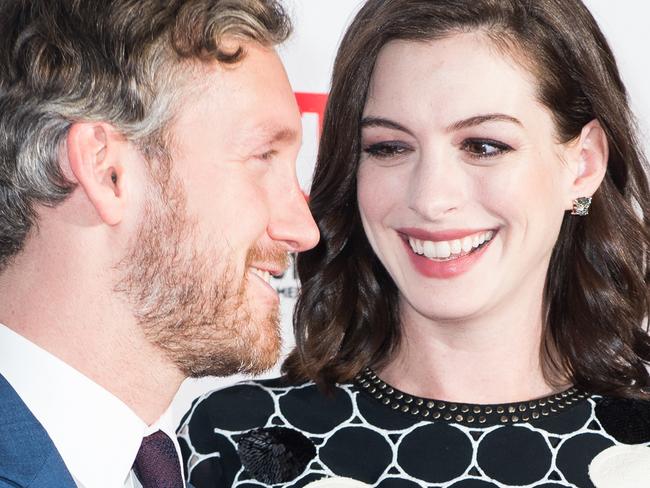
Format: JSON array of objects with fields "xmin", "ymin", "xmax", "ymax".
[{"xmin": 177, "ymin": 370, "xmax": 650, "ymax": 488}]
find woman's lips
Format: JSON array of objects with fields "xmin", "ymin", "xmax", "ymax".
[{"xmin": 400, "ymin": 229, "xmax": 497, "ymax": 279}]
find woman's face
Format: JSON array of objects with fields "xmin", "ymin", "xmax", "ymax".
[{"xmin": 357, "ymin": 33, "xmax": 580, "ymax": 323}]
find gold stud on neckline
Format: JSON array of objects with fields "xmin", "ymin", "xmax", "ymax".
[{"xmin": 356, "ymin": 367, "xmax": 589, "ymax": 427}]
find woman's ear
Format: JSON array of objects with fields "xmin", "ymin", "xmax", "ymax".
[
  {"xmin": 563, "ymin": 119, "xmax": 609, "ymax": 211},
  {"xmin": 66, "ymin": 122, "xmax": 125, "ymax": 225}
]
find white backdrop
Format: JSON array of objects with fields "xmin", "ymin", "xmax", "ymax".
[{"xmin": 172, "ymin": 0, "xmax": 650, "ymax": 422}]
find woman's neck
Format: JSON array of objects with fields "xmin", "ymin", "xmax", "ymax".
[{"xmin": 379, "ymin": 288, "xmax": 568, "ymax": 405}]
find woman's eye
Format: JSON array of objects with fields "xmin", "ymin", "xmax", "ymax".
[
  {"xmin": 363, "ymin": 141, "xmax": 412, "ymax": 159},
  {"xmin": 462, "ymin": 139, "xmax": 512, "ymax": 158}
]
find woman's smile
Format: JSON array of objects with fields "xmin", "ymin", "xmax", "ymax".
[{"xmin": 398, "ymin": 228, "xmax": 497, "ymax": 278}]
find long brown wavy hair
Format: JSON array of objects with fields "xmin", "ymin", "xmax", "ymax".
[{"xmin": 283, "ymin": 0, "xmax": 650, "ymax": 399}]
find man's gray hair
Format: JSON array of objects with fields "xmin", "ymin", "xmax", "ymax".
[{"xmin": 0, "ymin": 0, "xmax": 291, "ymax": 271}]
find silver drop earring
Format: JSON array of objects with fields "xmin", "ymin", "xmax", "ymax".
[{"xmin": 571, "ymin": 196, "xmax": 592, "ymax": 216}]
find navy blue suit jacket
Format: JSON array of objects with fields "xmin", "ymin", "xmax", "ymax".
[{"xmin": 0, "ymin": 374, "xmax": 76, "ymax": 488}]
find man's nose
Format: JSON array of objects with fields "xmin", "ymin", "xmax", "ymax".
[{"xmin": 267, "ymin": 177, "xmax": 320, "ymax": 252}]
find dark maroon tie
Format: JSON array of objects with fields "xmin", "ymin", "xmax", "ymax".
[{"xmin": 133, "ymin": 430, "xmax": 184, "ymax": 488}]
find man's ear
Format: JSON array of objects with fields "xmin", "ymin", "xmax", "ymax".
[
  {"xmin": 66, "ymin": 123, "xmax": 125, "ymax": 225},
  {"xmin": 563, "ymin": 119, "xmax": 609, "ymax": 211}
]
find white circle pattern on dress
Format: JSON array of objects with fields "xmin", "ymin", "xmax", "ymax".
[{"xmin": 178, "ymin": 379, "xmax": 650, "ymax": 488}]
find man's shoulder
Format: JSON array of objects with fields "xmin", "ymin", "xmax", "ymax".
[{"xmin": 0, "ymin": 374, "xmax": 75, "ymax": 487}]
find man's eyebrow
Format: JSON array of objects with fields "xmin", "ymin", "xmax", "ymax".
[
  {"xmin": 240, "ymin": 125, "xmax": 299, "ymax": 147},
  {"xmin": 360, "ymin": 117, "xmax": 415, "ymax": 137},
  {"xmin": 446, "ymin": 113, "xmax": 523, "ymax": 132},
  {"xmin": 268, "ymin": 127, "xmax": 299, "ymax": 144},
  {"xmin": 251, "ymin": 125, "xmax": 299, "ymax": 144}
]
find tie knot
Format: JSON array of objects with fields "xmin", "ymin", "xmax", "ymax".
[{"xmin": 134, "ymin": 430, "xmax": 184, "ymax": 488}]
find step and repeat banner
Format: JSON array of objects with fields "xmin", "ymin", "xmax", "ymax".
[{"xmin": 173, "ymin": 0, "xmax": 650, "ymax": 420}]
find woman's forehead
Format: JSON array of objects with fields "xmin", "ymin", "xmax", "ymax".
[{"xmin": 363, "ymin": 34, "xmax": 548, "ymax": 134}]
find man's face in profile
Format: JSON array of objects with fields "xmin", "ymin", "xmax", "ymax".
[{"xmin": 116, "ymin": 42, "xmax": 319, "ymax": 377}]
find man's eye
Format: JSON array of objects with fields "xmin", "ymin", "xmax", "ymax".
[
  {"xmin": 363, "ymin": 142, "xmax": 412, "ymax": 159},
  {"xmin": 461, "ymin": 139, "xmax": 512, "ymax": 158},
  {"xmin": 257, "ymin": 150, "xmax": 277, "ymax": 161}
]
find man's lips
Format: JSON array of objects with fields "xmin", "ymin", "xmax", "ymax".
[
  {"xmin": 248, "ymin": 259, "xmax": 289, "ymax": 287},
  {"xmin": 249, "ymin": 265, "xmax": 284, "ymax": 283}
]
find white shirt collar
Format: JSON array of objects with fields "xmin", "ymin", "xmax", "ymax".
[{"xmin": 0, "ymin": 324, "xmax": 183, "ymax": 488}]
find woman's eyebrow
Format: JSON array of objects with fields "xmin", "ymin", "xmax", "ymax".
[
  {"xmin": 360, "ymin": 116, "xmax": 414, "ymax": 136},
  {"xmin": 361, "ymin": 113, "xmax": 522, "ymax": 136},
  {"xmin": 446, "ymin": 113, "xmax": 523, "ymax": 132}
]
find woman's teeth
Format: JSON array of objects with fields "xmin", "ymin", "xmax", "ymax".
[
  {"xmin": 408, "ymin": 230, "xmax": 494, "ymax": 260},
  {"xmin": 250, "ymin": 268, "xmax": 272, "ymax": 283}
]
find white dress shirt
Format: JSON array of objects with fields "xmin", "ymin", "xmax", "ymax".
[{"xmin": 0, "ymin": 324, "xmax": 184, "ymax": 488}]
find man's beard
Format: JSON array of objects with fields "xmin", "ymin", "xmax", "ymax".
[{"xmin": 114, "ymin": 175, "xmax": 287, "ymax": 378}]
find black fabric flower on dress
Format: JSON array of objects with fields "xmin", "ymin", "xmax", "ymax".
[
  {"xmin": 237, "ymin": 427, "xmax": 316, "ymax": 484},
  {"xmin": 595, "ymin": 397, "xmax": 650, "ymax": 444}
]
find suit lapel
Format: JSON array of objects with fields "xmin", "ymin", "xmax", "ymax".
[{"xmin": 0, "ymin": 374, "xmax": 76, "ymax": 487}]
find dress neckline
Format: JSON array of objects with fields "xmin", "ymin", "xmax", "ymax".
[{"xmin": 354, "ymin": 367, "xmax": 591, "ymax": 427}]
